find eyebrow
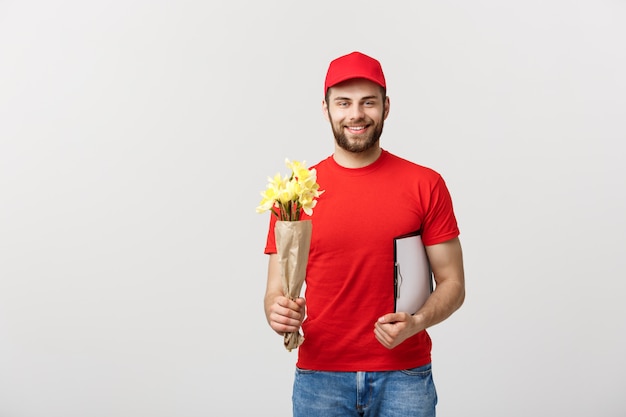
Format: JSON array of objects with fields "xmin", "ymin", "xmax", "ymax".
[{"xmin": 332, "ymin": 95, "xmax": 379, "ymax": 102}]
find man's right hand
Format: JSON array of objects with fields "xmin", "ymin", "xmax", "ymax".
[{"xmin": 265, "ymin": 295, "xmax": 306, "ymax": 336}]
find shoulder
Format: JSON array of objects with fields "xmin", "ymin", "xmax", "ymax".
[
  {"xmin": 310, "ymin": 155, "xmax": 333, "ymax": 171},
  {"xmin": 383, "ymin": 150, "xmax": 442, "ymax": 181}
]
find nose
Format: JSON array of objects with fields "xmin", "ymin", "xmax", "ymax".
[{"xmin": 349, "ymin": 104, "xmax": 365, "ymax": 120}]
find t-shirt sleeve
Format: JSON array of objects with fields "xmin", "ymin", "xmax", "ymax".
[
  {"xmin": 421, "ymin": 175, "xmax": 460, "ymax": 246},
  {"xmin": 263, "ymin": 213, "xmax": 278, "ymax": 254}
]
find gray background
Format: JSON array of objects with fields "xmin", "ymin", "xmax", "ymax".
[{"xmin": 1, "ymin": 1, "xmax": 625, "ymax": 416}]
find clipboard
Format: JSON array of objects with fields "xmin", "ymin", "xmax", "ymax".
[{"xmin": 393, "ymin": 231, "xmax": 433, "ymax": 314}]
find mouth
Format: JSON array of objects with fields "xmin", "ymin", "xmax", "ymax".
[{"xmin": 345, "ymin": 125, "xmax": 368, "ymax": 134}]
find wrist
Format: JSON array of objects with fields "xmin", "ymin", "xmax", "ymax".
[{"xmin": 411, "ymin": 312, "xmax": 428, "ymax": 332}]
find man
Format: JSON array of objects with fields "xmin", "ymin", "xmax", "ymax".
[{"xmin": 263, "ymin": 51, "xmax": 465, "ymax": 417}]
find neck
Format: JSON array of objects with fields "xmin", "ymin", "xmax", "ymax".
[{"xmin": 333, "ymin": 145, "xmax": 382, "ymax": 168}]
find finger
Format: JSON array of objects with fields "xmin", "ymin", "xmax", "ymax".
[
  {"xmin": 373, "ymin": 327, "xmax": 393, "ymax": 349},
  {"xmin": 275, "ymin": 301, "xmax": 303, "ymax": 319},
  {"xmin": 375, "ymin": 320, "xmax": 404, "ymax": 340},
  {"xmin": 278, "ymin": 297, "xmax": 304, "ymax": 313},
  {"xmin": 377, "ymin": 312, "xmax": 405, "ymax": 324},
  {"xmin": 270, "ymin": 312, "xmax": 302, "ymax": 332}
]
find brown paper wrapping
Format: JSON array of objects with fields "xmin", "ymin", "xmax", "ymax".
[{"xmin": 274, "ymin": 220, "xmax": 312, "ymax": 351}]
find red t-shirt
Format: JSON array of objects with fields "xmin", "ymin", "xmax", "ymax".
[{"xmin": 264, "ymin": 150, "xmax": 459, "ymax": 371}]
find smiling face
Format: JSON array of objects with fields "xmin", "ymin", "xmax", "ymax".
[{"xmin": 323, "ymin": 78, "xmax": 390, "ymax": 155}]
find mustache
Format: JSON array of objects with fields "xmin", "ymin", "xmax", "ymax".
[{"xmin": 344, "ymin": 119, "xmax": 369, "ymax": 126}]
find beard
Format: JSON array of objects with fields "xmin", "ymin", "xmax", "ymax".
[{"xmin": 329, "ymin": 114, "xmax": 385, "ymax": 153}]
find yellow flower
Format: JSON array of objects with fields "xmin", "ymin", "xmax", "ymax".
[
  {"xmin": 287, "ymin": 159, "xmax": 312, "ymax": 181},
  {"xmin": 257, "ymin": 159, "xmax": 324, "ymax": 220},
  {"xmin": 255, "ymin": 173, "xmax": 282, "ymax": 213}
]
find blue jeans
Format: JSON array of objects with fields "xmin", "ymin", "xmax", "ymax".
[{"xmin": 292, "ymin": 363, "xmax": 437, "ymax": 417}]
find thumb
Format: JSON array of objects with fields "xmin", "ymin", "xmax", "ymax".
[{"xmin": 377, "ymin": 312, "xmax": 401, "ymax": 324}]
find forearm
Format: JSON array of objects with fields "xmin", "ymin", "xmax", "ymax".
[
  {"xmin": 264, "ymin": 254, "xmax": 306, "ymax": 334},
  {"xmin": 264, "ymin": 253, "xmax": 283, "ymax": 324},
  {"xmin": 264, "ymin": 288, "xmax": 283, "ymax": 324},
  {"xmin": 412, "ymin": 277, "xmax": 465, "ymax": 331},
  {"xmin": 414, "ymin": 237, "xmax": 465, "ymax": 331}
]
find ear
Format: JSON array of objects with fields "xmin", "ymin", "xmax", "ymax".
[
  {"xmin": 383, "ymin": 96, "xmax": 390, "ymax": 120},
  {"xmin": 322, "ymin": 99, "xmax": 330, "ymax": 122}
]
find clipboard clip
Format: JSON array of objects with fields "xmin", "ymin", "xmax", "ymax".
[{"xmin": 394, "ymin": 262, "xmax": 403, "ymax": 298}]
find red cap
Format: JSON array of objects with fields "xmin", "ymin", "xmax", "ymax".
[{"xmin": 324, "ymin": 51, "xmax": 386, "ymax": 94}]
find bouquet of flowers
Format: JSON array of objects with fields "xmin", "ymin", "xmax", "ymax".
[{"xmin": 256, "ymin": 159, "xmax": 323, "ymax": 351}]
